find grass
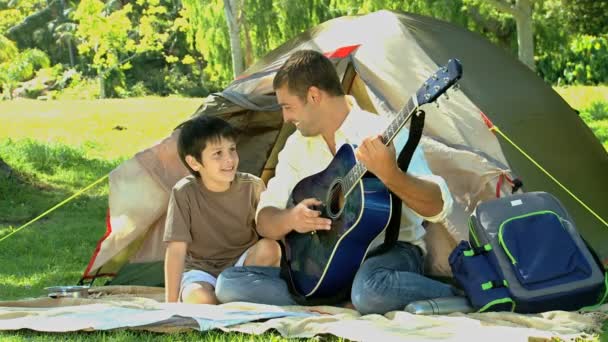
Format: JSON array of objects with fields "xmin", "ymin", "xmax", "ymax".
[
  {"xmin": 554, "ymin": 85, "xmax": 608, "ymax": 150},
  {"xmin": 554, "ymin": 85, "xmax": 608, "ymax": 111},
  {"xmin": 0, "ymin": 89, "xmax": 606, "ymax": 340}
]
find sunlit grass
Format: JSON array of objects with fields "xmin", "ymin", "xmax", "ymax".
[
  {"xmin": 0, "ymin": 97, "xmax": 202, "ymax": 160},
  {"xmin": 555, "ymin": 86, "xmax": 608, "ymax": 151},
  {"xmin": 554, "ymin": 85, "xmax": 608, "ymax": 111}
]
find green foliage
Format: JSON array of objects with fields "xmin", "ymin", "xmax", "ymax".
[
  {"xmin": 563, "ymin": 36, "xmax": 608, "ymax": 85},
  {"xmin": 2, "ymin": 0, "xmax": 607, "ymax": 97},
  {"xmin": 52, "ymin": 71, "xmax": 101, "ymax": 100},
  {"xmin": 538, "ymin": 34, "xmax": 608, "ymax": 85},
  {"xmin": 562, "ymin": 0, "xmax": 608, "ymax": 36},
  {"xmin": 580, "ymin": 102, "xmax": 608, "ymax": 122},
  {"xmin": 72, "ymin": 0, "xmax": 181, "ymax": 97},
  {"xmin": 0, "ymin": 0, "xmax": 45, "ymax": 33},
  {"xmin": 182, "ymin": 0, "xmax": 471, "ymax": 89},
  {"xmin": 578, "ymin": 101, "xmax": 608, "ymax": 150},
  {"xmin": 0, "ymin": 34, "xmax": 18, "ymax": 61},
  {"xmin": 0, "ymin": 47, "xmax": 50, "ymax": 98}
]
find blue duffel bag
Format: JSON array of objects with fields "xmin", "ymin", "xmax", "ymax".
[{"xmin": 450, "ymin": 191, "xmax": 607, "ymax": 313}]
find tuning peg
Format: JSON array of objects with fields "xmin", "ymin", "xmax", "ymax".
[
  {"xmin": 444, "ymin": 93, "xmax": 450, "ymax": 100},
  {"xmin": 436, "ymin": 102, "xmax": 440, "ymax": 108},
  {"xmin": 453, "ymin": 83, "xmax": 460, "ymax": 92}
]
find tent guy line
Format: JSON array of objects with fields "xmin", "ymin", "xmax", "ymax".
[
  {"xmin": 482, "ymin": 112, "xmax": 608, "ymax": 229},
  {"xmin": 0, "ymin": 174, "xmax": 109, "ymax": 244}
]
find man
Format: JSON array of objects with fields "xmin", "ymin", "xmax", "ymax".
[{"xmin": 216, "ymin": 49, "xmax": 457, "ymax": 314}]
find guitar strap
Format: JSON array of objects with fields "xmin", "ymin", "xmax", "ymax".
[
  {"xmin": 278, "ymin": 109, "xmax": 427, "ymax": 306},
  {"xmin": 366, "ymin": 109, "xmax": 426, "ymax": 258}
]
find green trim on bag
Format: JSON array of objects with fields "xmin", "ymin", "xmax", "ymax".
[
  {"xmin": 469, "ymin": 218, "xmax": 480, "ymax": 247},
  {"xmin": 580, "ymin": 271, "xmax": 608, "ymax": 311},
  {"xmin": 478, "ymin": 297, "xmax": 515, "ymax": 313},
  {"xmin": 498, "ymin": 210, "xmax": 562, "ymax": 265},
  {"xmin": 481, "ymin": 280, "xmax": 509, "ymax": 290},
  {"xmin": 464, "ymin": 244, "xmax": 491, "ymax": 257}
]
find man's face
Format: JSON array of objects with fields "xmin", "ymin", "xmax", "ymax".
[
  {"xmin": 197, "ymin": 137, "xmax": 239, "ymax": 186},
  {"xmin": 276, "ymin": 85, "xmax": 321, "ymax": 137}
]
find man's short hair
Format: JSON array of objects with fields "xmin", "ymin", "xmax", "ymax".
[
  {"xmin": 176, "ymin": 115, "xmax": 237, "ymax": 177},
  {"xmin": 273, "ymin": 49, "xmax": 345, "ymax": 100}
]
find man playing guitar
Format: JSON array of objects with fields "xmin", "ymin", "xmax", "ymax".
[{"xmin": 216, "ymin": 49, "xmax": 458, "ymax": 314}]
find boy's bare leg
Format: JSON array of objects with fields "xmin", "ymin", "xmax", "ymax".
[
  {"xmin": 181, "ymin": 282, "xmax": 219, "ymax": 304},
  {"xmin": 244, "ymin": 238, "xmax": 281, "ymax": 267}
]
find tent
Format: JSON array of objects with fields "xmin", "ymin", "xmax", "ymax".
[{"xmin": 80, "ymin": 10, "xmax": 608, "ymax": 286}]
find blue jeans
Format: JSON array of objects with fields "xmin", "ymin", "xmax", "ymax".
[{"xmin": 216, "ymin": 241, "xmax": 455, "ymax": 314}]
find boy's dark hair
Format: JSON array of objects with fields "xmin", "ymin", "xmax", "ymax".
[
  {"xmin": 273, "ymin": 49, "xmax": 344, "ymax": 100},
  {"xmin": 176, "ymin": 115, "xmax": 237, "ymax": 178}
]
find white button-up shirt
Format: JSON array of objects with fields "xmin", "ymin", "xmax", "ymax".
[{"xmin": 256, "ymin": 100, "xmax": 453, "ymax": 253}]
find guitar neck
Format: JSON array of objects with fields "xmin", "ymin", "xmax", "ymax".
[{"xmin": 343, "ymin": 96, "xmax": 418, "ymax": 196}]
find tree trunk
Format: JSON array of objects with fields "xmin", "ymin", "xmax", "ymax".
[
  {"xmin": 483, "ymin": 0, "xmax": 536, "ymax": 71},
  {"xmin": 223, "ymin": 0, "xmax": 244, "ymax": 78},
  {"xmin": 99, "ymin": 74, "xmax": 106, "ymax": 99},
  {"xmin": 67, "ymin": 38, "xmax": 75, "ymax": 67},
  {"xmin": 513, "ymin": 0, "xmax": 535, "ymax": 71},
  {"xmin": 239, "ymin": 7, "xmax": 254, "ymax": 67}
]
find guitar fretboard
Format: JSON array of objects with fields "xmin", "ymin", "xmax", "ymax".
[{"xmin": 342, "ymin": 97, "xmax": 418, "ymax": 196}]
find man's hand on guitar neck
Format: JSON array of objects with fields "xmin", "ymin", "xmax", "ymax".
[
  {"xmin": 257, "ymin": 198, "xmax": 332, "ymax": 240},
  {"xmin": 356, "ymin": 134, "xmax": 444, "ymax": 218},
  {"xmin": 355, "ymin": 134, "xmax": 399, "ymax": 181}
]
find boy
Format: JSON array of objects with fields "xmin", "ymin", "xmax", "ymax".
[{"xmin": 164, "ymin": 115, "xmax": 281, "ymax": 304}]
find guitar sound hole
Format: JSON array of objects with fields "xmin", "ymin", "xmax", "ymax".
[{"xmin": 327, "ymin": 181, "xmax": 344, "ymax": 219}]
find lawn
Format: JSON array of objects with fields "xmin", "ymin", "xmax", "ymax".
[{"xmin": 0, "ymin": 88, "xmax": 606, "ymax": 341}]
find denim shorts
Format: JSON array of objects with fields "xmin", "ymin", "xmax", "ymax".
[{"xmin": 179, "ymin": 247, "xmax": 250, "ymax": 300}]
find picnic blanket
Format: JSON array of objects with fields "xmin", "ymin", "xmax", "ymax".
[{"xmin": 0, "ymin": 286, "xmax": 606, "ymax": 341}]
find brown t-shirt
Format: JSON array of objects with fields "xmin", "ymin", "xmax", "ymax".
[{"xmin": 163, "ymin": 172, "xmax": 265, "ymax": 277}]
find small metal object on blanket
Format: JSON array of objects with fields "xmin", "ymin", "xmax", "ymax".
[{"xmin": 45, "ymin": 286, "xmax": 90, "ymax": 299}]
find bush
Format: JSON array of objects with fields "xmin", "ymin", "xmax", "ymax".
[
  {"xmin": 163, "ymin": 68, "xmax": 209, "ymax": 97},
  {"xmin": 537, "ymin": 34, "xmax": 608, "ymax": 85},
  {"xmin": 579, "ymin": 101, "xmax": 608, "ymax": 150},
  {"xmin": 579, "ymin": 101, "xmax": 608, "ymax": 122},
  {"xmin": 53, "ymin": 74, "xmax": 100, "ymax": 100}
]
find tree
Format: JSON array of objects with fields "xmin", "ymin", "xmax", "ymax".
[
  {"xmin": 223, "ymin": 0, "xmax": 244, "ymax": 78},
  {"xmin": 73, "ymin": 0, "xmax": 170, "ymax": 98},
  {"xmin": 466, "ymin": 0, "xmax": 537, "ymax": 70}
]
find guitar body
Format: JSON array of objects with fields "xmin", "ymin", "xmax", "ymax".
[{"xmin": 285, "ymin": 143, "xmax": 392, "ymax": 297}]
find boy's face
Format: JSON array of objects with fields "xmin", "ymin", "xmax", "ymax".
[{"xmin": 187, "ymin": 137, "xmax": 239, "ymax": 190}]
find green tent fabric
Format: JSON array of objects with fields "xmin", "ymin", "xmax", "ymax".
[{"xmin": 82, "ymin": 10, "xmax": 608, "ymax": 286}]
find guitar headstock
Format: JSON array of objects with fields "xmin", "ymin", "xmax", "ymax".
[{"xmin": 416, "ymin": 59, "xmax": 462, "ymax": 107}]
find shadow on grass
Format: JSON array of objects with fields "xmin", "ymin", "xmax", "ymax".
[
  {"xmin": 1, "ymin": 138, "xmax": 123, "ymax": 188},
  {"xmin": 0, "ymin": 139, "xmax": 119, "ymax": 300}
]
